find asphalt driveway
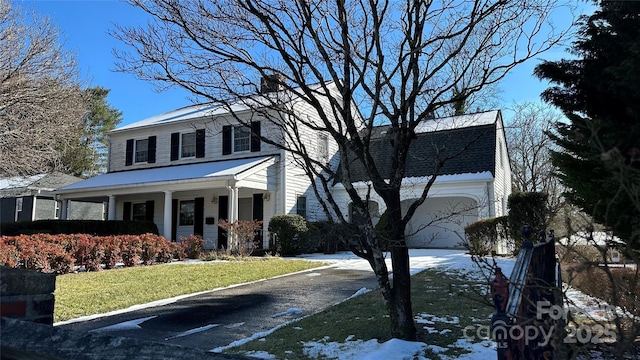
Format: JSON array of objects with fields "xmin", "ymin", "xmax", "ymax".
[{"xmin": 56, "ymin": 262, "xmax": 380, "ymax": 351}]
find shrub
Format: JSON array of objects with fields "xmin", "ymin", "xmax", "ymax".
[
  {"xmin": 0, "ymin": 239, "xmax": 20, "ymax": 267},
  {"xmin": 507, "ymin": 192, "xmax": 549, "ymax": 254},
  {"xmin": 218, "ymin": 220, "xmax": 263, "ymax": 257},
  {"xmin": 120, "ymin": 235, "xmax": 143, "ymax": 267},
  {"xmin": 101, "ymin": 236, "xmax": 122, "ymax": 269},
  {"xmin": 0, "ymin": 233, "xmax": 178, "ymax": 273},
  {"xmin": 180, "ymin": 234, "xmax": 204, "ymax": 259},
  {"xmin": 464, "ymin": 216, "xmax": 509, "ymax": 256},
  {"xmin": 268, "ymin": 214, "xmax": 308, "ymax": 256}
]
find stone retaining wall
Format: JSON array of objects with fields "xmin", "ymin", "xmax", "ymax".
[{"xmin": 0, "ymin": 266, "xmax": 56, "ymax": 324}]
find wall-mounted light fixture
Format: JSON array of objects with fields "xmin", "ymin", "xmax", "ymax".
[
  {"xmin": 211, "ymin": 195, "xmax": 218, "ymax": 204},
  {"xmin": 262, "ymin": 192, "xmax": 271, "ymax": 201}
]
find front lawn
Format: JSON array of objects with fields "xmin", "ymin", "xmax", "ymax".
[
  {"xmin": 225, "ymin": 268, "xmax": 494, "ymax": 359},
  {"xmin": 54, "ymin": 258, "xmax": 325, "ymax": 322}
]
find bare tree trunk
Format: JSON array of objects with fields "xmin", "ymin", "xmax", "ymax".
[{"xmin": 388, "ymin": 245, "xmax": 416, "ymax": 340}]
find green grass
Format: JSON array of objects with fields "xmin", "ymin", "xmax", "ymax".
[
  {"xmin": 227, "ymin": 268, "xmax": 494, "ymax": 359},
  {"xmin": 54, "ymin": 258, "xmax": 325, "ymax": 322}
]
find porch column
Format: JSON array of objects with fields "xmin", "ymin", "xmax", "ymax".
[
  {"xmin": 107, "ymin": 195, "xmax": 116, "ymax": 220},
  {"xmin": 227, "ymin": 186, "xmax": 238, "ymax": 222},
  {"xmin": 31, "ymin": 195, "xmax": 37, "ymax": 221},
  {"xmin": 163, "ymin": 191, "xmax": 173, "ymax": 239},
  {"xmin": 59, "ymin": 199, "xmax": 68, "ymax": 220}
]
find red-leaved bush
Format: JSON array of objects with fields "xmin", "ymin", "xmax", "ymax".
[{"xmin": 0, "ymin": 233, "xmax": 184, "ymax": 274}]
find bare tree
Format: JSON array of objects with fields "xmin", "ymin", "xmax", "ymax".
[
  {"xmin": 505, "ymin": 102, "xmax": 563, "ymax": 195},
  {"xmin": 0, "ymin": 0, "xmax": 86, "ymax": 177},
  {"xmin": 113, "ymin": 0, "xmax": 573, "ymax": 340}
]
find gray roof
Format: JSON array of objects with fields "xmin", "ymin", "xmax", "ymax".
[
  {"xmin": 339, "ymin": 117, "xmax": 497, "ymax": 183},
  {"xmin": 0, "ymin": 172, "xmax": 83, "ymax": 197}
]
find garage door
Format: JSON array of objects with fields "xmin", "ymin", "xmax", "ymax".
[{"xmin": 403, "ymin": 196, "xmax": 478, "ymax": 248}]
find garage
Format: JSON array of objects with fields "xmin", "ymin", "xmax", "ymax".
[{"xmin": 403, "ymin": 196, "xmax": 479, "ymax": 248}]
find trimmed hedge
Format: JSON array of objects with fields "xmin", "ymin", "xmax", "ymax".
[
  {"xmin": 0, "ymin": 220, "xmax": 159, "ymax": 237},
  {"xmin": 464, "ymin": 216, "xmax": 509, "ymax": 255},
  {"xmin": 308, "ymin": 221, "xmax": 357, "ymax": 254},
  {"xmin": 507, "ymin": 192, "xmax": 548, "ymax": 253},
  {"xmin": 0, "ymin": 233, "xmax": 185, "ymax": 274}
]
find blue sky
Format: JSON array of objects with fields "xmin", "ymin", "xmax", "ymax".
[{"xmin": 19, "ymin": 0, "xmax": 591, "ymax": 127}]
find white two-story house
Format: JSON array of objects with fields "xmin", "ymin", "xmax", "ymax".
[
  {"xmin": 56, "ymin": 78, "xmax": 511, "ymax": 250},
  {"xmin": 56, "ymin": 79, "xmax": 340, "ymax": 249}
]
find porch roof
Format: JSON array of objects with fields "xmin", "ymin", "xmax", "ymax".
[{"xmin": 56, "ymin": 156, "xmax": 276, "ymax": 193}]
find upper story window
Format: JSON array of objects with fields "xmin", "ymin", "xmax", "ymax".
[
  {"xmin": 181, "ymin": 132, "xmax": 197, "ymax": 158},
  {"xmin": 171, "ymin": 130, "xmax": 205, "ymax": 161},
  {"xmin": 233, "ymin": 126, "xmax": 251, "ymax": 152},
  {"xmin": 125, "ymin": 136, "xmax": 156, "ymax": 166},
  {"xmin": 222, "ymin": 121, "xmax": 261, "ymax": 155},
  {"xmin": 135, "ymin": 138, "xmax": 149, "ymax": 163}
]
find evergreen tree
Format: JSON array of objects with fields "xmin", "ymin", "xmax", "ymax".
[
  {"xmin": 534, "ymin": 1, "xmax": 640, "ymax": 249},
  {"xmin": 60, "ymin": 87, "xmax": 123, "ymax": 177}
]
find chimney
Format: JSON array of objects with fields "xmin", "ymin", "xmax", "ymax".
[{"xmin": 260, "ymin": 73, "xmax": 286, "ymax": 93}]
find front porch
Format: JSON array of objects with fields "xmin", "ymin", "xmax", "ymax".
[{"xmin": 55, "ymin": 157, "xmax": 279, "ymax": 250}]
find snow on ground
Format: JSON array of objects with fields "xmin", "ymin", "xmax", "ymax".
[
  {"xmin": 89, "ymin": 316, "xmax": 157, "ymax": 332},
  {"xmin": 245, "ymin": 249, "xmax": 615, "ymax": 359},
  {"xmin": 164, "ymin": 324, "xmax": 220, "ymax": 340},
  {"xmin": 66, "ymin": 249, "xmax": 616, "ymax": 359},
  {"xmin": 273, "ymin": 308, "xmax": 303, "ymax": 318}
]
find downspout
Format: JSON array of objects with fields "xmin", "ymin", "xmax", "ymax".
[
  {"xmin": 486, "ymin": 181, "xmax": 495, "ymax": 218},
  {"xmin": 280, "ymin": 151, "xmax": 287, "ymax": 215}
]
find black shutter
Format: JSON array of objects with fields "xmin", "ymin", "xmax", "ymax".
[
  {"xmin": 252, "ymin": 193, "xmax": 264, "ymax": 248},
  {"xmin": 194, "ymin": 197, "xmax": 204, "ymax": 236},
  {"xmin": 125, "ymin": 139, "xmax": 134, "ymax": 166},
  {"xmin": 195, "ymin": 129, "xmax": 205, "ymax": 158},
  {"xmin": 217, "ymin": 196, "xmax": 229, "ymax": 249},
  {"xmin": 222, "ymin": 125, "xmax": 232, "ymax": 155},
  {"xmin": 147, "ymin": 136, "xmax": 156, "ymax": 163},
  {"xmin": 145, "ymin": 200, "xmax": 154, "ymax": 222},
  {"xmin": 251, "ymin": 121, "xmax": 261, "ymax": 152},
  {"xmin": 123, "ymin": 201, "xmax": 132, "ymax": 221},
  {"xmin": 170, "ymin": 132, "xmax": 180, "ymax": 161}
]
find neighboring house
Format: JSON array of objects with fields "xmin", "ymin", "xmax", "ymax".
[
  {"xmin": 55, "ymin": 78, "xmax": 511, "ymax": 250},
  {"xmin": 332, "ymin": 110, "xmax": 511, "ymax": 249},
  {"xmin": 0, "ymin": 172, "xmax": 104, "ymax": 225}
]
